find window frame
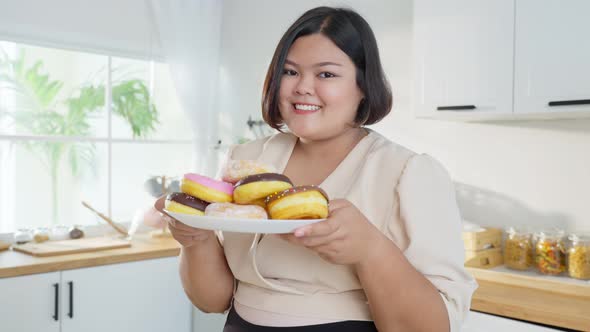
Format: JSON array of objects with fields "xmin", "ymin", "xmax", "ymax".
[{"xmin": 0, "ymin": 42, "xmax": 192, "ymax": 234}]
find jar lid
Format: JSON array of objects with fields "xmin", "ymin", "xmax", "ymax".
[
  {"xmin": 535, "ymin": 229, "xmax": 565, "ymax": 239},
  {"xmin": 506, "ymin": 226, "xmax": 532, "ymax": 235},
  {"xmin": 568, "ymin": 233, "xmax": 590, "ymax": 243}
]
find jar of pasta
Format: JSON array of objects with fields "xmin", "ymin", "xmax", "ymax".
[
  {"xmin": 567, "ymin": 234, "xmax": 590, "ymax": 280},
  {"xmin": 504, "ymin": 227, "xmax": 533, "ymax": 270},
  {"xmin": 535, "ymin": 230, "xmax": 566, "ymax": 275}
]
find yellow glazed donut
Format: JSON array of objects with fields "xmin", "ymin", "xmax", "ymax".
[
  {"xmin": 205, "ymin": 202, "xmax": 268, "ymax": 219},
  {"xmin": 164, "ymin": 192, "xmax": 209, "ymax": 216},
  {"xmin": 222, "ymin": 159, "xmax": 277, "ymax": 184},
  {"xmin": 233, "ymin": 173, "xmax": 293, "ymax": 205},
  {"xmin": 181, "ymin": 173, "xmax": 234, "ymax": 203},
  {"xmin": 265, "ymin": 185, "xmax": 329, "ymax": 220}
]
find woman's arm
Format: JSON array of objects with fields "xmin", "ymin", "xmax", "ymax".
[
  {"xmin": 355, "ymin": 234, "xmax": 449, "ymax": 332},
  {"xmin": 178, "ymin": 233, "xmax": 235, "ymax": 313},
  {"xmin": 152, "ymin": 196, "xmax": 235, "ymax": 313}
]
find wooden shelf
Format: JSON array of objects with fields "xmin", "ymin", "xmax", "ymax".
[{"xmin": 468, "ymin": 266, "xmax": 590, "ymax": 331}]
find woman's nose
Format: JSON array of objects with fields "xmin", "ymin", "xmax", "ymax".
[{"xmin": 295, "ymin": 74, "xmax": 314, "ymax": 95}]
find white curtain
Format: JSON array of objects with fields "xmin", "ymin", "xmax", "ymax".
[
  {"xmin": 0, "ymin": 0, "xmax": 162, "ymax": 59},
  {"xmin": 149, "ymin": 0, "xmax": 223, "ymax": 176}
]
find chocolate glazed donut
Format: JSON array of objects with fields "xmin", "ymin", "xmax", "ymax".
[
  {"xmin": 265, "ymin": 185, "xmax": 329, "ymax": 220},
  {"xmin": 233, "ymin": 173, "xmax": 294, "ymax": 205},
  {"xmin": 234, "ymin": 173, "xmax": 293, "ymax": 188},
  {"xmin": 166, "ymin": 192, "xmax": 210, "ymax": 213}
]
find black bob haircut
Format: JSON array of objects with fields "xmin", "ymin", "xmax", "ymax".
[{"xmin": 262, "ymin": 7, "xmax": 392, "ymax": 130}]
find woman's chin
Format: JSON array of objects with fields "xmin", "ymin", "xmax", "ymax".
[{"xmin": 285, "ymin": 123, "xmax": 322, "ymax": 140}]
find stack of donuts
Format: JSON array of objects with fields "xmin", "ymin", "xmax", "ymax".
[{"xmin": 164, "ymin": 160, "xmax": 329, "ymax": 220}]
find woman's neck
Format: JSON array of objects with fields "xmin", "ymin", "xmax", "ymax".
[{"xmin": 296, "ymin": 127, "xmax": 368, "ymax": 160}]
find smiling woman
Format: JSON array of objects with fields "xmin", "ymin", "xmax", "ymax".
[{"xmin": 160, "ymin": 5, "xmax": 477, "ymax": 332}]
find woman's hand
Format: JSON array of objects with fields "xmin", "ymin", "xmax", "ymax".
[
  {"xmin": 280, "ymin": 199, "xmax": 386, "ymax": 266},
  {"xmin": 147, "ymin": 195, "xmax": 215, "ymax": 248}
]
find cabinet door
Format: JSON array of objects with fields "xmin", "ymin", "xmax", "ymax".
[
  {"xmin": 414, "ymin": 0, "xmax": 514, "ymax": 117},
  {"xmin": 0, "ymin": 272, "xmax": 61, "ymax": 332},
  {"xmin": 60, "ymin": 257, "xmax": 190, "ymax": 332},
  {"xmin": 514, "ymin": 0, "xmax": 590, "ymax": 114},
  {"xmin": 462, "ymin": 311, "xmax": 562, "ymax": 331}
]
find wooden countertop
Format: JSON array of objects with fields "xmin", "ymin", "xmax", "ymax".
[
  {"xmin": 0, "ymin": 234, "xmax": 180, "ymax": 278},
  {"xmin": 2, "ymin": 237, "xmax": 589, "ymax": 330},
  {"xmin": 468, "ymin": 267, "xmax": 590, "ymax": 331}
]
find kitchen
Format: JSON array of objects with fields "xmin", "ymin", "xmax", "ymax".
[{"xmin": 0, "ymin": 0, "xmax": 589, "ymax": 331}]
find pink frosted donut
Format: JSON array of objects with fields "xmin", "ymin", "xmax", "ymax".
[
  {"xmin": 181, "ymin": 173, "xmax": 234, "ymax": 203},
  {"xmin": 222, "ymin": 159, "xmax": 276, "ymax": 184},
  {"xmin": 205, "ymin": 202, "xmax": 268, "ymax": 219}
]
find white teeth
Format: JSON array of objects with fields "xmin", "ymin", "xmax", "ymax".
[{"xmin": 294, "ymin": 104, "xmax": 321, "ymax": 111}]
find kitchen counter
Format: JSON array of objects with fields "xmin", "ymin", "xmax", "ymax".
[
  {"xmin": 468, "ymin": 267, "xmax": 590, "ymax": 331},
  {"xmin": 0, "ymin": 234, "xmax": 180, "ymax": 278},
  {"xmin": 2, "ymin": 237, "xmax": 588, "ymax": 330}
]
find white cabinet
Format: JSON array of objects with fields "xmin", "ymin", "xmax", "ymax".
[
  {"xmin": 0, "ymin": 257, "xmax": 191, "ymax": 332},
  {"xmin": 0, "ymin": 271, "xmax": 61, "ymax": 332},
  {"xmin": 414, "ymin": 0, "xmax": 590, "ymax": 120},
  {"xmin": 413, "ymin": 0, "xmax": 514, "ymax": 118},
  {"xmin": 514, "ymin": 0, "xmax": 590, "ymax": 114},
  {"xmin": 463, "ymin": 311, "xmax": 562, "ymax": 331}
]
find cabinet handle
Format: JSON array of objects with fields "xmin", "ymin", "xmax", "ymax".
[
  {"xmin": 68, "ymin": 281, "xmax": 74, "ymax": 318},
  {"xmin": 436, "ymin": 105, "xmax": 476, "ymax": 111},
  {"xmin": 53, "ymin": 283, "xmax": 59, "ymax": 321},
  {"xmin": 548, "ymin": 99, "xmax": 590, "ymax": 106}
]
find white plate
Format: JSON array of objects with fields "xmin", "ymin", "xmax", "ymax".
[{"xmin": 164, "ymin": 210, "xmax": 326, "ymax": 234}]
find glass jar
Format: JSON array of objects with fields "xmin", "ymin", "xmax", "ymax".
[
  {"xmin": 504, "ymin": 227, "xmax": 533, "ymax": 270},
  {"xmin": 33, "ymin": 227, "xmax": 50, "ymax": 243},
  {"xmin": 14, "ymin": 228, "xmax": 34, "ymax": 244},
  {"xmin": 535, "ymin": 231, "xmax": 566, "ymax": 275},
  {"xmin": 567, "ymin": 234, "xmax": 590, "ymax": 280},
  {"xmin": 50, "ymin": 225, "xmax": 70, "ymax": 241}
]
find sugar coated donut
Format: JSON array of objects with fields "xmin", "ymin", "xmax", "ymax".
[
  {"xmin": 222, "ymin": 159, "xmax": 277, "ymax": 184},
  {"xmin": 181, "ymin": 173, "xmax": 234, "ymax": 203},
  {"xmin": 233, "ymin": 173, "xmax": 293, "ymax": 204},
  {"xmin": 265, "ymin": 185, "xmax": 329, "ymax": 220},
  {"xmin": 165, "ymin": 192, "xmax": 209, "ymax": 215},
  {"xmin": 205, "ymin": 202, "xmax": 268, "ymax": 219}
]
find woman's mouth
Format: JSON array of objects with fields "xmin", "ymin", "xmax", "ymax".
[{"xmin": 293, "ymin": 103, "xmax": 322, "ymax": 115}]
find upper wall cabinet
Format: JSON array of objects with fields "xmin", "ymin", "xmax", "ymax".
[
  {"xmin": 413, "ymin": 0, "xmax": 515, "ymax": 118},
  {"xmin": 514, "ymin": 0, "xmax": 590, "ymax": 115}
]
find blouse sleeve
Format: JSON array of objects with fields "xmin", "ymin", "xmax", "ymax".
[{"xmin": 397, "ymin": 154, "xmax": 478, "ymax": 332}]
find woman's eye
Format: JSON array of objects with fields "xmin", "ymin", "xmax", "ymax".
[
  {"xmin": 283, "ymin": 69, "xmax": 297, "ymax": 76},
  {"xmin": 318, "ymin": 72, "xmax": 336, "ymax": 78}
]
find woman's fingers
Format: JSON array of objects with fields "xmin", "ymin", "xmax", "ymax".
[
  {"xmin": 328, "ymin": 199, "xmax": 350, "ymax": 213},
  {"xmin": 154, "ymin": 195, "xmax": 167, "ymax": 212}
]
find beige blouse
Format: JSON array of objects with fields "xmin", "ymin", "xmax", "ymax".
[{"xmin": 219, "ymin": 129, "xmax": 477, "ymax": 331}]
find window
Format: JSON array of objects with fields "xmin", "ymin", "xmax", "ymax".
[{"xmin": 0, "ymin": 41, "xmax": 193, "ymax": 233}]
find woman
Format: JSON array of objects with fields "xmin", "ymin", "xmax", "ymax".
[{"xmin": 153, "ymin": 6, "xmax": 477, "ymax": 332}]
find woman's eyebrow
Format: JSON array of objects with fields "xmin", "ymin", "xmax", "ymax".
[{"xmin": 285, "ymin": 59, "xmax": 342, "ymax": 67}]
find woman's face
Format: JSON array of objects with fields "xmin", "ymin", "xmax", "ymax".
[{"xmin": 278, "ymin": 33, "xmax": 364, "ymax": 141}]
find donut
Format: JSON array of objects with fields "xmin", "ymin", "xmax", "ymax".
[
  {"xmin": 181, "ymin": 173, "xmax": 234, "ymax": 203},
  {"xmin": 165, "ymin": 192, "xmax": 210, "ymax": 215},
  {"xmin": 233, "ymin": 173, "xmax": 293, "ymax": 204},
  {"xmin": 265, "ymin": 185, "xmax": 329, "ymax": 220},
  {"xmin": 205, "ymin": 202, "xmax": 268, "ymax": 219},
  {"xmin": 222, "ymin": 159, "xmax": 277, "ymax": 184}
]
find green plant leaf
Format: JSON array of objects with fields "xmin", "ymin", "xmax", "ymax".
[{"xmin": 112, "ymin": 79, "xmax": 159, "ymax": 137}]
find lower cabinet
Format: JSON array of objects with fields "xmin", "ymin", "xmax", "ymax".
[
  {"xmin": 0, "ymin": 257, "xmax": 191, "ymax": 332},
  {"xmin": 462, "ymin": 311, "xmax": 562, "ymax": 332},
  {"xmin": 0, "ymin": 271, "xmax": 61, "ymax": 332}
]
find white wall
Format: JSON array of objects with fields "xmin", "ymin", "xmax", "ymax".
[{"xmin": 216, "ymin": 0, "xmax": 590, "ymax": 232}]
